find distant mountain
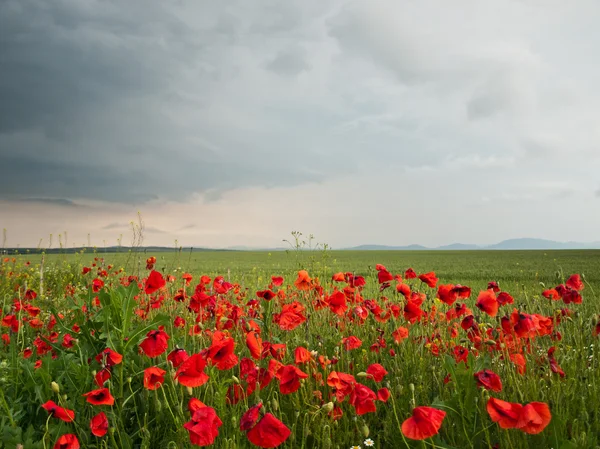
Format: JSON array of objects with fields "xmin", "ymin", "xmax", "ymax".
[
  {"xmin": 488, "ymin": 238, "xmax": 600, "ymax": 250},
  {"xmin": 350, "ymin": 244, "xmax": 429, "ymax": 251},
  {"xmin": 345, "ymin": 238, "xmax": 600, "ymax": 251},
  {"xmin": 437, "ymin": 243, "xmax": 480, "ymax": 250}
]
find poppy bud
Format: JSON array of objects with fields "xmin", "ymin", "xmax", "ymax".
[
  {"xmin": 62, "ymin": 394, "xmax": 68, "ymax": 401},
  {"xmin": 51, "ymin": 381, "xmax": 60, "ymax": 394},
  {"xmin": 409, "ymin": 383, "xmax": 415, "ymax": 392},
  {"xmin": 357, "ymin": 372, "xmax": 368, "ymax": 378},
  {"xmin": 361, "ymin": 424, "xmax": 370, "ymax": 438},
  {"xmin": 232, "ymin": 376, "xmax": 241, "ymax": 384},
  {"xmin": 485, "ymin": 340, "xmax": 497, "ymax": 346},
  {"xmin": 186, "ymin": 386, "xmax": 193, "ymax": 396},
  {"xmin": 271, "ymin": 398, "xmax": 279, "ymax": 411},
  {"xmin": 126, "ymin": 377, "xmax": 132, "ymax": 384},
  {"xmin": 321, "ymin": 402, "xmax": 334, "ymax": 413}
]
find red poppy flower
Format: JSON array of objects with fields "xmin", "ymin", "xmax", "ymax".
[
  {"xmin": 566, "ymin": 274, "xmax": 584, "ymax": 291},
  {"xmin": 377, "ymin": 268, "xmax": 394, "ymax": 284},
  {"xmin": 54, "ymin": 434, "xmax": 80, "ymax": 449},
  {"xmin": 332, "ymin": 272, "xmax": 346, "ymax": 282},
  {"xmin": 328, "ymin": 290, "xmax": 348, "ymax": 316},
  {"xmin": 188, "ymin": 397, "xmax": 206, "ymax": 413},
  {"xmin": 144, "ymin": 366, "xmax": 166, "ymax": 390},
  {"xmin": 342, "ymin": 336, "xmax": 362, "ymax": 351},
  {"xmin": 167, "ymin": 348, "xmax": 189, "ymax": 368},
  {"xmin": 476, "ymin": 290, "xmax": 499, "ymax": 317},
  {"xmin": 205, "ymin": 332, "xmax": 239, "ymax": 370},
  {"xmin": 83, "ymin": 388, "xmax": 115, "ymax": 406},
  {"xmin": 418, "ymin": 272, "xmax": 438, "ymax": 288},
  {"xmin": 95, "ymin": 348, "xmax": 123, "ymax": 367},
  {"xmin": 92, "ymin": 278, "xmax": 104, "ymax": 292},
  {"xmin": 453, "ymin": 346, "xmax": 469, "ymax": 364},
  {"xmin": 175, "ymin": 353, "xmax": 209, "ymax": 387},
  {"xmin": 542, "ymin": 289, "xmax": 560, "ymax": 300},
  {"xmin": 41, "ymin": 401, "xmax": 75, "ymax": 422},
  {"xmin": 516, "ymin": 402, "xmax": 551, "ymax": 434},
  {"xmin": 184, "ymin": 406, "xmax": 223, "ymax": 446},
  {"xmin": 95, "ymin": 368, "xmax": 111, "ymax": 387},
  {"xmin": 547, "ymin": 347, "xmax": 565, "ymax": 377},
  {"xmin": 277, "ymin": 365, "xmax": 308, "ymax": 395},
  {"xmin": 377, "ymin": 387, "xmax": 391, "ymax": 402},
  {"xmin": 487, "ymin": 397, "xmax": 523, "ymax": 429},
  {"xmin": 257, "ymin": 290, "xmax": 277, "ymax": 301},
  {"xmin": 488, "ymin": 281, "xmax": 500, "ymax": 292},
  {"xmin": 437, "ymin": 284, "xmax": 458, "ymax": 305},
  {"xmin": 272, "ymin": 302, "xmax": 306, "ymax": 331},
  {"xmin": 90, "ymin": 411, "xmax": 109, "ymax": 437},
  {"xmin": 327, "ymin": 371, "xmax": 356, "ymax": 401},
  {"xmin": 404, "ymin": 299, "xmax": 424, "ymax": 323},
  {"xmin": 294, "ymin": 347, "xmax": 311, "ymax": 365},
  {"xmin": 350, "ymin": 383, "xmax": 377, "ymax": 415},
  {"xmin": 294, "ymin": 270, "xmax": 312, "ymax": 291},
  {"xmin": 246, "ymin": 331, "xmax": 262, "ymax": 360},
  {"xmin": 392, "ymin": 327, "xmax": 409, "ymax": 343},
  {"xmin": 246, "ymin": 413, "xmax": 291, "ymax": 448},
  {"xmin": 594, "ymin": 319, "xmax": 600, "ymax": 337},
  {"xmin": 510, "ymin": 353, "xmax": 527, "ymax": 375},
  {"xmin": 366, "ymin": 363, "xmax": 388, "ymax": 382},
  {"xmin": 401, "ymin": 406, "xmax": 446, "ymax": 440},
  {"xmin": 497, "ymin": 292, "xmax": 514, "ymax": 306},
  {"xmin": 404, "ymin": 268, "xmax": 417, "ymax": 279},
  {"xmin": 271, "ymin": 276, "xmax": 284, "ymax": 287},
  {"xmin": 474, "ymin": 370, "xmax": 502, "ymax": 392},
  {"xmin": 145, "ymin": 270, "xmax": 166, "ymax": 295},
  {"xmin": 240, "ymin": 403, "xmax": 263, "ymax": 431},
  {"xmin": 396, "ymin": 282, "xmax": 411, "ymax": 298},
  {"xmin": 139, "ymin": 329, "xmax": 170, "ymax": 358}
]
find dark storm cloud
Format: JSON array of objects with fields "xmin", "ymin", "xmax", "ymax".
[{"xmin": 0, "ymin": 0, "xmax": 333, "ymax": 203}]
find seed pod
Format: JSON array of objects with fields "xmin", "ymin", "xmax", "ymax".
[{"xmin": 361, "ymin": 424, "xmax": 370, "ymax": 438}]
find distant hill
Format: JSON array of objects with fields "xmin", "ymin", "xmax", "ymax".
[
  {"xmin": 3, "ymin": 238, "xmax": 599, "ymax": 255},
  {"xmin": 346, "ymin": 238, "xmax": 600, "ymax": 251},
  {"xmin": 350, "ymin": 244, "xmax": 429, "ymax": 251}
]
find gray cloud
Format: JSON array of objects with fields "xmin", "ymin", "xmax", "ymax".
[
  {"xmin": 265, "ymin": 46, "xmax": 311, "ymax": 76},
  {"xmin": 1, "ymin": 0, "xmax": 600, "ymax": 248}
]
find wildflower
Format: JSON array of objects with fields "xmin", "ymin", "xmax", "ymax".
[
  {"xmin": 41, "ymin": 401, "xmax": 75, "ymax": 422},
  {"xmin": 474, "ymin": 370, "xmax": 503, "ymax": 392},
  {"xmin": 175, "ymin": 353, "xmax": 209, "ymax": 387},
  {"xmin": 53, "ymin": 434, "xmax": 80, "ymax": 449},
  {"xmin": 476, "ymin": 290, "xmax": 499, "ymax": 317},
  {"xmin": 294, "ymin": 270, "xmax": 312, "ymax": 291},
  {"xmin": 83, "ymin": 388, "xmax": 115, "ymax": 406},
  {"xmin": 139, "ymin": 329, "xmax": 170, "ymax": 358},
  {"xmin": 401, "ymin": 406, "xmax": 446, "ymax": 440},
  {"xmin": 245, "ymin": 412, "xmax": 291, "ymax": 448},
  {"xmin": 418, "ymin": 272, "xmax": 438, "ymax": 288},
  {"xmin": 143, "ymin": 367, "xmax": 166, "ymax": 390},
  {"xmin": 364, "ymin": 439, "xmax": 375, "ymax": 447},
  {"xmin": 145, "ymin": 270, "xmax": 166, "ymax": 295},
  {"xmin": 184, "ymin": 406, "xmax": 223, "ymax": 446},
  {"xmin": 90, "ymin": 412, "xmax": 109, "ymax": 437}
]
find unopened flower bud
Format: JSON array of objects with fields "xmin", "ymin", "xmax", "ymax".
[
  {"xmin": 321, "ymin": 402, "xmax": 334, "ymax": 413},
  {"xmin": 51, "ymin": 381, "xmax": 60, "ymax": 394},
  {"xmin": 361, "ymin": 424, "xmax": 370, "ymax": 438}
]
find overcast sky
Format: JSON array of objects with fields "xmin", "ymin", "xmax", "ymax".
[{"xmin": 1, "ymin": 0, "xmax": 599, "ymax": 249}]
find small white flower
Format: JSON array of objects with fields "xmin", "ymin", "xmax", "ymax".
[
  {"xmin": 364, "ymin": 438, "xmax": 375, "ymax": 447},
  {"xmin": 350, "ymin": 446, "xmax": 362, "ymax": 449}
]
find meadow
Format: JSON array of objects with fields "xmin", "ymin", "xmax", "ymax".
[{"xmin": 1, "ymin": 247, "xmax": 599, "ymax": 448}]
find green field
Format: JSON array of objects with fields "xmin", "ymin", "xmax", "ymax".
[
  {"xmin": 2, "ymin": 249, "xmax": 599, "ymax": 448},
  {"xmin": 16, "ymin": 248, "xmax": 600, "ymax": 293}
]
